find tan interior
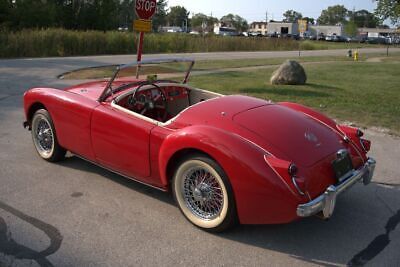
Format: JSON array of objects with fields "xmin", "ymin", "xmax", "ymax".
[{"xmin": 114, "ymin": 83, "xmax": 221, "ymax": 121}]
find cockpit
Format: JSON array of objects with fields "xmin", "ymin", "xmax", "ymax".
[{"xmin": 98, "ymin": 58, "xmax": 221, "ymax": 124}]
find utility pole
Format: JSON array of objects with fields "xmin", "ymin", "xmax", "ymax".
[{"xmin": 265, "ymin": 11, "xmax": 268, "ymax": 22}]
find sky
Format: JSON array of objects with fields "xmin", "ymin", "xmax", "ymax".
[{"xmin": 167, "ymin": 0, "xmax": 377, "ymax": 22}]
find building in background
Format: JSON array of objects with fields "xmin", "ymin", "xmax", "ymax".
[
  {"xmin": 267, "ymin": 22, "xmax": 299, "ymax": 36},
  {"xmin": 358, "ymin": 27, "xmax": 397, "ymax": 38},
  {"xmin": 298, "ymin": 19, "xmax": 308, "ymax": 37},
  {"xmin": 308, "ymin": 25, "xmax": 344, "ymax": 37},
  {"xmin": 248, "ymin": 21, "xmax": 268, "ymax": 36}
]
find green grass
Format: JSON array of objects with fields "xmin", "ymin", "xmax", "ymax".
[
  {"xmin": 189, "ymin": 60, "xmax": 400, "ymax": 135},
  {"xmin": 63, "ymin": 55, "xmax": 352, "ymax": 79},
  {"xmin": 193, "ymin": 56, "xmax": 355, "ymax": 70},
  {"xmin": 60, "ymin": 54, "xmax": 400, "ymax": 134},
  {"xmin": 63, "ymin": 53, "xmax": 399, "ymax": 79},
  {"xmin": 0, "ymin": 28, "xmax": 387, "ymax": 58}
]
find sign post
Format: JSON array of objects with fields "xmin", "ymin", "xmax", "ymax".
[{"xmin": 134, "ymin": 0, "xmax": 157, "ymax": 63}]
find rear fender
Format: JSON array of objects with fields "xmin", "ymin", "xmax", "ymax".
[{"xmin": 159, "ymin": 125, "xmax": 303, "ymax": 224}]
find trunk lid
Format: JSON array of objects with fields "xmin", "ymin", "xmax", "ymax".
[{"xmin": 233, "ymin": 104, "xmax": 343, "ymax": 167}]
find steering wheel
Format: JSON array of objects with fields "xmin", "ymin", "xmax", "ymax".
[{"xmin": 128, "ymin": 83, "xmax": 168, "ymax": 121}]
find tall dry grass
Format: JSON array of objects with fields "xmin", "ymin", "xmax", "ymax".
[{"xmin": 0, "ymin": 29, "xmax": 347, "ymax": 58}]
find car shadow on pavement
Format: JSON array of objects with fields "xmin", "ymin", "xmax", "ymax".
[
  {"xmin": 56, "ymin": 155, "xmax": 175, "ymax": 206},
  {"xmin": 56, "ymin": 156, "xmax": 400, "ymax": 267},
  {"xmin": 219, "ymin": 183, "xmax": 400, "ymax": 266}
]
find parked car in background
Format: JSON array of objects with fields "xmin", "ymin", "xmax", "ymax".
[
  {"xmin": 317, "ymin": 33, "xmax": 326, "ymax": 41},
  {"xmin": 117, "ymin": 26, "xmax": 129, "ymax": 31},
  {"xmin": 366, "ymin": 37, "xmax": 387, "ymax": 44},
  {"xmin": 248, "ymin": 32, "xmax": 262, "ymax": 37},
  {"xmin": 266, "ymin": 32, "xmax": 279, "ymax": 38},
  {"xmin": 216, "ymin": 27, "xmax": 239, "ymax": 37},
  {"xmin": 307, "ymin": 34, "xmax": 317, "ymax": 40}
]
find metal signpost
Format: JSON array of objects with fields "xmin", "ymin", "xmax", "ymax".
[{"xmin": 134, "ymin": 0, "xmax": 157, "ymax": 64}]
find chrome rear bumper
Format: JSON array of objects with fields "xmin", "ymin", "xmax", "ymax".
[{"xmin": 297, "ymin": 158, "xmax": 376, "ymax": 218}]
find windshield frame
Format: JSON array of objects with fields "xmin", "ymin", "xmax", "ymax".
[{"xmin": 98, "ymin": 58, "xmax": 195, "ymax": 102}]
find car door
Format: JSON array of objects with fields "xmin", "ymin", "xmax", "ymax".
[{"xmin": 90, "ymin": 102, "xmax": 155, "ymax": 180}]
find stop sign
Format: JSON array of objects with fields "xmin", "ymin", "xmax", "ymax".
[{"xmin": 135, "ymin": 0, "xmax": 157, "ymax": 20}]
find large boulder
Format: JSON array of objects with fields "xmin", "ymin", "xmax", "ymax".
[{"xmin": 270, "ymin": 60, "xmax": 307, "ymax": 85}]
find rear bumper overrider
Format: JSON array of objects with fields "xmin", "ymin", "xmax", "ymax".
[{"xmin": 296, "ymin": 158, "xmax": 376, "ymax": 218}]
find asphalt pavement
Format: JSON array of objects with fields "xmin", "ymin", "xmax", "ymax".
[{"xmin": 0, "ymin": 49, "xmax": 399, "ymax": 266}]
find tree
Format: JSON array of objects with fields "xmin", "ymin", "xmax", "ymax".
[
  {"xmin": 317, "ymin": 5, "xmax": 349, "ymax": 25},
  {"xmin": 0, "ymin": 0, "xmax": 12, "ymax": 28},
  {"xmin": 191, "ymin": 13, "xmax": 217, "ymax": 33},
  {"xmin": 349, "ymin": 9, "xmax": 379, "ymax": 28},
  {"xmin": 152, "ymin": 0, "xmax": 167, "ymax": 31},
  {"xmin": 95, "ymin": 0, "xmax": 119, "ymax": 31},
  {"xmin": 117, "ymin": 0, "xmax": 135, "ymax": 29},
  {"xmin": 220, "ymin": 13, "xmax": 248, "ymax": 32},
  {"xmin": 375, "ymin": 0, "xmax": 400, "ymax": 25},
  {"xmin": 345, "ymin": 20, "xmax": 358, "ymax": 36},
  {"xmin": 303, "ymin": 17, "xmax": 315, "ymax": 25},
  {"xmin": 167, "ymin": 6, "xmax": 189, "ymax": 28},
  {"xmin": 11, "ymin": 0, "xmax": 57, "ymax": 29},
  {"xmin": 283, "ymin": 10, "xmax": 302, "ymax": 23}
]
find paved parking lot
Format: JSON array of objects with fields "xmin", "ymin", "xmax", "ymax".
[{"xmin": 0, "ymin": 50, "xmax": 399, "ymax": 266}]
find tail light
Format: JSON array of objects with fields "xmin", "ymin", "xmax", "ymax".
[
  {"xmin": 360, "ymin": 138, "xmax": 371, "ymax": 152},
  {"xmin": 264, "ymin": 155, "xmax": 306, "ymax": 196},
  {"xmin": 338, "ymin": 125, "xmax": 371, "ymax": 153}
]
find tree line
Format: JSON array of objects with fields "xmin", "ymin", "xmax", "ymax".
[
  {"xmin": 0, "ymin": 0, "xmax": 398, "ymax": 32},
  {"xmin": 284, "ymin": 7, "xmax": 380, "ymax": 27}
]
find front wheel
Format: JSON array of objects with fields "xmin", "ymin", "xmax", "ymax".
[
  {"xmin": 31, "ymin": 109, "xmax": 66, "ymax": 162},
  {"xmin": 172, "ymin": 154, "xmax": 237, "ymax": 232}
]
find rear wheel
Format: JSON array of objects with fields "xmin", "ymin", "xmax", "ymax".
[
  {"xmin": 172, "ymin": 154, "xmax": 237, "ymax": 232},
  {"xmin": 31, "ymin": 109, "xmax": 66, "ymax": 162}
]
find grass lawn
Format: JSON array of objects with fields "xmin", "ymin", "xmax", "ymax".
[{"xmin": 189, "ymin": 59, "xmax": 400, "ymax": 135}]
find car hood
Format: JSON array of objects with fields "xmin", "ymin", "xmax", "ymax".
[
  {"xmin": 64, "ymin": 80, "xmax": 109, "ymax": 101},
  {"xmin": 173, "ymin": 95, "xmax": 344, "ymax": 167}
]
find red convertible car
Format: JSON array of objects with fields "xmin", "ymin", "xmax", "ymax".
[{"xmin": 23, "ymin": 58, "xmax": 376, "ymax": 232}]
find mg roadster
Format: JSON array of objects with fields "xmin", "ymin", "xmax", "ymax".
[{"xmin": 23, "ymin": 58, "xmax": 376, "ymax": 232}]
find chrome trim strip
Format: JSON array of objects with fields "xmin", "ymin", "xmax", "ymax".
[
  {"xmin": 359, "ymin": 138, "xmax": 367, "ymax": 152},
  {"xmin": 300, "ymin": 112, "xmax": 365, "ymax": 161},
  {"xmin": 296, "ymin": 157, "xmax": 376, "ymax": 218},
  {"xmin": 292, "ymin": 177, "xmax": 305, "ymax": 196},
  {"xmin": 111, "ymin": 100, "xmax": 161, "ymax": 125},
  {"xmin": 73, "ymin": 154, "xmax": 168, "ymax": 192},
  {"xmin": 264, "ymin": 155, "xmax": 297, "ymax": 196}
]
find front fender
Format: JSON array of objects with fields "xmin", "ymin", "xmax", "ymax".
[
  {"xmin": 23, "ymin": 87, "xmax": 99, "ymax": 160},
  {"xmin": 159, "ymin": 125, "xmax": 304, "ymax": 224}
]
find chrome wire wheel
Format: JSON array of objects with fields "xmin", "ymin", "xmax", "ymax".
[
  {"xmin": 173, "ymin": 158, "xmax": 231, "ymax": 230},
  {"xmin": 183, "ymin": 167, "xmax": 224, "ymax": 220},
  {"xmin": 32, "ymin": 113, "xmax": 54, "ymax": 159}
]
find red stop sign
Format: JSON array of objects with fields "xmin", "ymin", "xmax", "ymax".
[{"xmin": 135, "ymin": 0, "xmax": 157, "ymax": 20}]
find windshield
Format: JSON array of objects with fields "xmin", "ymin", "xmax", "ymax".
[{"xmin": 99, "ymin": 58, "xmax": 194, "ymax": 101}]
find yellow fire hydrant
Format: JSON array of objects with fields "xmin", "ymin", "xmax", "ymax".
[{"xmin": 354, "ymin": 50, "xmax": 359, "ymax": 61}]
